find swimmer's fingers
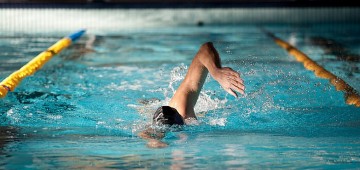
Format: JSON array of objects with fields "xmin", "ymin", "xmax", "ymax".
[
  {"xmin": 224, "ymin": 80, "xmax": 244, "ymax": 98},
  {"xmin": 228, "ymin": 76, "xmax": 245, "ymax": 92},
  {"xmin": 230, "ymin": 81, "xmax": 245, "ymax": 95},
  {"xmin": 215, "ymin": 67, "xmax": 245, "ymax": 98},
  {"xmin": 225, "ymin": 72, "xmax": 245, "ymax": 95},
  {"xmin": 229, "ymin": 69, "xmax": 243, "ymax": 84},
  {"xmin": 226, "ymin": 87, "xmax": 238, "ymax": 98},
  {"xmin": 223, "ymin": 67, "xmax": 244, "ymax": 84}
]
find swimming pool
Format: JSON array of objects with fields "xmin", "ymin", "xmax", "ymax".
[{"xmin": 1, "ymin": 8, "xmax": 360, "ymax": 169}]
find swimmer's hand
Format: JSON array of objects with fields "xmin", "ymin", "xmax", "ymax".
[
  {"xmin": 147, "ymin": 139, "xmax": 168, "ymax": 148},
  {"xmin": 213, "ymin": 67, "xmax": 245, "ymax": 98},
  {"xmin": 138, "ymin": 128, "xmax": 168, "ymax": 148},
  {"xmin": 138, "ymin": 129, "xmax": 165, "ymax": 140}
]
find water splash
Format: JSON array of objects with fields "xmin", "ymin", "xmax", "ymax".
[
  {"xmin": 125, "ymin": 64, "xmax": 231, "ymax": 128},
  {"xmin": 165, "ymin": 63, "xmax": 188, "ymax": 98}
]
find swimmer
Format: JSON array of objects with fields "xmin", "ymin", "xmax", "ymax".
[{"xmin": 139, "ymin": 42, "xmax": 245, "ymax": 148}]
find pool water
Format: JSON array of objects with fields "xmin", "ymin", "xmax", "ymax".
[{"xmin": 1, "ymin": 23, "xmax": 360, "ymax": 169}]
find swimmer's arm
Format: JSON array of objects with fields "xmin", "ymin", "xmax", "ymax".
[
  {"xmin": 169, "ymin": 42, "xmax": 244, "ymax": 119},
  {"xmin": 198, "ymin": 42, "xmax": 245, "ymax": 97}
]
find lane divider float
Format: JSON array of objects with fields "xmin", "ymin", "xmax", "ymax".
[
  {"xmin": 262, "ymin": 29, "xmax": 360, "ymax": 107},
  {"xmin": 0, "ymin": 30, "xmax": 86, "ymax": 98}
]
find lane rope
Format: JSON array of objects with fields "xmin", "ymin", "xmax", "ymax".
[
  {"xmin": 262, "ymin": 28, "xmax": 360, "ymax": 107},
  {"xmin": 0, "ymin": 30, "xmax": 86, "ymax": 98}
]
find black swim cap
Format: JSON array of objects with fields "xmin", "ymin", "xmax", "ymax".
[{"xmin": 153, "ymin": 106, "xmax": 184, "ymax": 126}]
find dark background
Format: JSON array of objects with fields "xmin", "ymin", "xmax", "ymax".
[{"xmin": 0, "ymin": 0, "xmax": 358, "ymax": 8}]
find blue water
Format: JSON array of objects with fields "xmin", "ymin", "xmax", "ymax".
[{"xmin": 1, "ymin": 23, "xmax": 360, "ymax": 169}]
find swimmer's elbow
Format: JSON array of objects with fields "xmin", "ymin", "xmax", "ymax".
[{"xmin": 200, "ymin": 42, "xmax": 214, "ymax": 51}]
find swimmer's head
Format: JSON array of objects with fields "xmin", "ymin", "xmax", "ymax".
[{"xmin": 153, "ymin": 106, "xmax": 184, "ymax": 126}]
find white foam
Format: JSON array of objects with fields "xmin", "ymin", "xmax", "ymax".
[
  {"xmin": 208, "ymin": 117, "xmax": 227, "ymax": 126},
  {"xmin": 167, "ymin": 63, "xmax": 188, "ymax": 97},
  {"xmin": 6, "ymin": 108, "xmax": 20, "ymax": 124},
  {"xmin": 46, "ymin": 115, "xmax": 63, "ymax": 120},
  {"xmin": 195, "ymin": 90, "xmax": 228, "ymax": 113}
]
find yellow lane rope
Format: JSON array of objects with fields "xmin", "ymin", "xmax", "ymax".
[
  {"xmin": 263, "ymin": 29, "xmax": 360, "ymax": 107},
  {"xmin": 0, "ymin": 30, "xmax": 85, "ymax": 98}
]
